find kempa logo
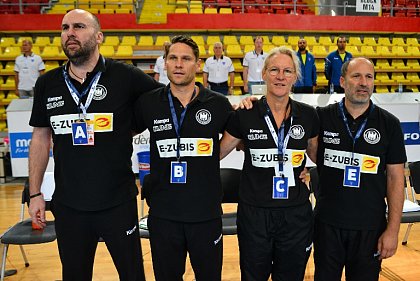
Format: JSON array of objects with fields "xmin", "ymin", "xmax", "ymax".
[
  {"xmin": 195, "ymin": 109, "xmax": 211, "ymax": 125},
  {"xmin": 92, "ymin": 84, "xmax": 107, "ymax": 100},
  {"xmin": 290, "ymin": 125, "xmax": 305, "ymax": 139},
  {"xmin": 363, "ymin": 128, "xmax": 380, "ymax": 144}
]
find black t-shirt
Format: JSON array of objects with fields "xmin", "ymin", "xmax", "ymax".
[
  {"xmin": 226, "ymin": 96, "xmax": 320, "ymax": 208},
  {"xmin": 134, "ymin": 82, "xmax": 233, "ymax": 222},
  {"xmin": 315, "ymin": 98, "xmax": 407, "ymax": 230},
  {"xmin": 30, "ymin": 57, "xmax": 163, "ymax": 211}
]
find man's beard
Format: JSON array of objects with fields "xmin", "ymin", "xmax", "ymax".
[{"xmin": 63, "ymin": 37, "xmax": 97, "ymax": 66}]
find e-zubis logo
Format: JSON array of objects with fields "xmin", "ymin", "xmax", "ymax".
[
  {"xmin": 401, "ymin": 122, "xmax": 420, "ymax": 145},
  {"xmin": 9, "ymin": 132, "xmax": 32, "ymax": 158}
]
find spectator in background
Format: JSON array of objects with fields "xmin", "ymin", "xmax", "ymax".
[
  {"xmin": 325, "ymin": 36, "xmax": 352, "ymax": 93},
  {"xmin": 154, "ymin": 41, "xmax": 171, "ymax": 85},
  {"xmin": 314, "ymin": 57, "xmax": 406, "ymax": 281},
  {"xmin": 203, "ymin": 42, "xmax": 235, "ymax": 95},
  {"xmin": 243, "ymin": 36, "xmax": 267, "ymax": 94},
  {"xmin": 14, "ymin": 39, "xmax": 45, "ymax": 98},
  {"xmin": 294, "ymin": 38, "xmax": 317, "ymax": 94}
]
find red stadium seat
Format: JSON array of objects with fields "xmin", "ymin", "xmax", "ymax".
[
  {"xmin": 302, "ymin": 9, "xmax": 315, "ymax": 15},
  {"xmin": 246, "ymin": 7, "xmax": 259, "ymax": 13},
  {"xmin": 231, "ymin": 0, "xmax": 242, "ymax": 10},
  {"xmin": 23, "ymin": 5, "xmax": 40, "ymax": 13},
  {"xmin": 216, "ymin": 0, "xmax": 229, "ymax": 8},
  {"xmin": 394, "ymin": 9, "xmax": 407, "ymax": 17},
  {"xmin": 259, "ymin": 5, "xmax": 272, "ymax": 14},
  {"xmin": 274, "ymin": 7, "xmax": 288, "ymax": 14},
  {"xmin": 394, "ymin": 0, "xmax": 406, "ymax": 8},
  {"xmin": 406, "ymin": 0, "xmax": 419, "ymax": 17}
]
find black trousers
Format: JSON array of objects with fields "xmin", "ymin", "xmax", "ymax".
[
  {"xmin": 237, "ymin": 201, "xmax": 313, "ymax": 281},
  {"xmin": 148, "ymin": 215, "xmax": 223, "ymax": 281},
  {"xmin": 313, "ymin": 219, "xmax": 385, "ymax": 281},
  {"xmin": 209, "ymin": 81, "xmax": 229, "ymax": 95},
  {"xmin": 52, "ymin": 199, "xmax": 145, "ymax": 281}
]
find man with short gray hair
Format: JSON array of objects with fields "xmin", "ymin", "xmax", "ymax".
[
  {"xmin": 14, "ymin": 39, "xmax": 45, "ymax": 98},
  {"xmin": 243, "ymin": 36, "xmax": 267, "ymax": 94},
  {"xmin": 203, "ymin": 42, "xmax": 235, "ymax": 95}
]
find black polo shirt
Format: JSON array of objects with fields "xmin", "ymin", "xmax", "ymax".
[
  {"xmin": 134, "ymin": 82, "xmax": 233, "ymax": 222},
  {"xmin": 30, "ymin": 57, "xmax": 163, "ymax": 211},
  {"xmin": 226, "ymin": 96, "xmax": 319, "ymax": 208},
  {"xmin": 315, "ymin": 98, "xmax": 407, "ymax": 230}
]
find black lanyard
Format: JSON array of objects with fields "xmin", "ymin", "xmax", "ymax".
[
  {"xmin": 263, "ymin": 98, "xmax": 292, "ymax": 173},
  {"xmin": 338, "ymin": 99, "xmax": 374, "ymax": 156},
  {"xmin": 167, "ymin": 87, "xmax": 197, "ymax": 161}
]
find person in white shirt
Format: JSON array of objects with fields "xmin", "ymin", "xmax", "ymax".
[
  {"xmin": 203, "ymin": 42, "xmax": 235, "ymax": 95},
  {"xmin": 14, "ymin": 39, "xmax": 45, "ymax": 98},
  {"xmin": 242, "ymin": 36, "xmax": 267, "ymax": 94},
  {"xmin": 153, "ymin": 41, "xmax": 171, "ymax": 85}
]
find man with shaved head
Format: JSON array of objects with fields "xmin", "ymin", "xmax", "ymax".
[
  {"xmin": 294, "ymin": 38, "xmax": 317, "ymax": 94},
  {"xmin": 28, "ymin": 9, "xmax": 162, "ymax": 280},
  {"xmin": 325, "ymin": 36, "xmax": 352, "ymax": 94}
]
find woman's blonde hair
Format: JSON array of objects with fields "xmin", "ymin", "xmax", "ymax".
[{"xmin": 263, "ymin": 46, "xmax": 302, "ymax": 82}]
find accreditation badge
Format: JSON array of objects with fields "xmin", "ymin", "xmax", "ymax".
[
  {"xmin": 71, "ymin": 120, "xmax": 94, "ymax": 146},
  {"xmin": 86, "ymin": 120, "xmax": 95, "ymax": 145},
  {"xmin": 72, "ymin": 121, "xmax": 88, "ymax": 145},
  {"xmin": 343, "ymin": 165, "xmax": 361, "ymax": 188},
  {"xmin": 272, "ymin": 176, "xmax": 289, "ymax": 199},
  {"xmin": 170, "ymin": 161, "xmax": 187, "ymax": 184}
]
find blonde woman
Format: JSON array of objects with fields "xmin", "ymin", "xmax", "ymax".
[{"xmin": 220, "ymin": 46, "xmax": 318, "ymax": 281}]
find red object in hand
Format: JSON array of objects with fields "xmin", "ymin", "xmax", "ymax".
[
  {"xmin": 32, "ymin": 221, "xmax": 43, "ymax": 230},
  {"xmin": 32, "ymin": 211, "xmax": 44, "ymax": 230}
]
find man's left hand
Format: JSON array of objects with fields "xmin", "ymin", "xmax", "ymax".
[{"xmin": 377, "ymin": 229, "xmax": 399, "ymax": 260}]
